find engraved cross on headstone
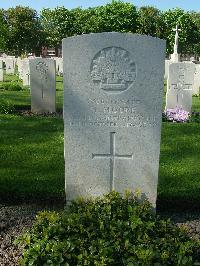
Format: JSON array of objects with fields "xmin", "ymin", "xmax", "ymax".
[
  {"xmin": 92, "ymin": 132, "xmax": 133, "ymax": 191},
  {"xmin": 173, "ymin": 82, "xmax": 183, "ymax": 104},
  {"xmin": 172, "ymin": 81, "xmax": 192, "ymax": 104}
]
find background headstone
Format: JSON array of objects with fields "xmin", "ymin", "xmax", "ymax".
[
  {"xmin": 166, "ymin": 62, "xmax": 195, "ymax": 112},
  {"xmin": 22, "ymin": 59, "xmax": 30, "ymax": 86},
  {"xmin": 63, "ymin": 32, "xmax": 166, "ymax": 207},
  {"xmin": 164, "ymin": 59, "xmax": 171, "ymax": 79},
  {"xmin": 5, "ymin": 58, "xmax": 15, "ymax": 74},
  {"xmin": 193, "ymin": 64, "xmax": 200, "ymax": 95},
  {"xmin": 30, "ymin": 58, "xmax": 56, "ymax": 113},
  {"xmin": 17, "ymin": 58, "xmax": 23, "ymax": 79},
  {"xmin": 0, "ymin": 59, "xmax": 3, "ymax": 81},
  {"xmin": 57, "ymin": 57, "xmax": 63, "ymax": 76}
]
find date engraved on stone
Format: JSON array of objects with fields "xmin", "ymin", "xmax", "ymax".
[{"xmin": 91, "ymin": 47, "xmax": 136, "ymax": 93}]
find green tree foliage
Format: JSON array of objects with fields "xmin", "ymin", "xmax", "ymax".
[
  {"xmin": 70, "ymin": 7, "xmax": 102, "ymax": 34},
  {"xmin": 41, "ymin": 1, "xmax": 138, "ymax": 45},
  {"xmin": 161, "ymin": 8, "xmax": 200, "ymax": 55},
  {"xmin": 3, "ymin": 6, "xmax": 45, "ymax": 55},
  {"xmin": 41, "ymin": 7, "xmax": 74, "ymax": 48},
  {"xmin": 136, "ymin": 6, "xmax": 163, "ymax": 37},
  {"xmin": 95, "ymin": 0, "xmax": 138, "ymax": 33},
  {"xmin": 0, "ymin": 9, "xmax": 9, "ymax": 51},
  {"xmin": 189, "ymin": 11, "xmax": 200, "ymax": 55},
  {"xmin": 1, "ymin": 2, "xmax": 200, "ymax": 56}
]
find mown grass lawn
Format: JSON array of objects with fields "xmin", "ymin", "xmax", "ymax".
[
  {"xmin": 0, "ymin": 114, "xmax": 64, "ymax": 202},
  {"xmin": 0, "ymin": 74, "xmax": 200, "ymax": 210}
]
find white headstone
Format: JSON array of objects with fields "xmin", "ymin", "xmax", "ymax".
[
  {"xmin": 22, "ymin": 59, "xmax": 30, "ymax": 86},
  {"xmin": 0, "ymin": 59, "xmax": 3, "ymax": 81},
  {"xmin": 166, "ymin": 62, "xmax": 195, "ymax": 112},
  {"xmin": 5, "ymin": 58, "xmax": 15, "ymax": 74},
  {"xmin": 30, "ymin": 58, "xmax": 56, "ymax": 113},
  {"xmin": 193, "ymin": 64, "xmax": 200, "ymax": 95},
  {"xmin": 17, "ymin": 58, "xmax": 23, "ymax": 79},
  {"xmin": 18, "ymin": 59, "xmax": 23, "ymax": 79},
  {"xmin": 164, "ymin": 59, "xmax": 171, "ymax": 79},
  {"xmin": 63, "ymin": 32, "xmax": 166, "ymax": 207},
  {"xmin": 52, "ymin": 57, "xmax": 59, "ymax": 73},
  {"xmin": 57, "ymin": 58, "xmax": 63, "ymax": 76}
]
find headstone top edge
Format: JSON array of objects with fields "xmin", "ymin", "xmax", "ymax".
[{"xmin": 62, "ymin": 32, "xmax": 166, "ymax": 45}]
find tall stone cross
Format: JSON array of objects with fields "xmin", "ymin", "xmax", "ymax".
[
  {"xmin": 92, "ymin": 132, "xmax": 133, "ymax": 192},
  {"xmin": 173, "ymin": 24, "xmax": 181, "ymax": 54}
]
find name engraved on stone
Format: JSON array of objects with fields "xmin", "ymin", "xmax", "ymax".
[
  {"xmin": 36, "ymin": 62, "xmax": 49, "ymax": 98},
  {"xmin": 92, "ymin": 132, "xmax": 133, "ymax": 191},
  {"xmin": 91, "ymin": 47, "xmax": 136, "ymax": 93}
]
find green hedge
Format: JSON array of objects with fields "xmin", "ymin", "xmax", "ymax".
[{"xmin": 16, "ymin": 191, "xmax": 200, "ymax": 265}]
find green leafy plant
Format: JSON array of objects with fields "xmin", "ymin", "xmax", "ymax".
[
  {"xmin": 0, "ymin": 99, "xmax": 15, "ymax": 114},
  {"xmin": 189, "ymin": 111, "xmax": 200, "ymax": 123},
  {"xmin": 0, "ymin": 82, "xmax": 23, "ymax": 91},
  {"xmin": 15, "ymin": 191, "xmax": 200, "ymax": 265}
]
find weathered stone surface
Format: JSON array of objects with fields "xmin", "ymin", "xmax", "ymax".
[
  {"xmin": 30, "ymin": 58, "xmax": 56, "ymax": 113},
  {"xmin": 193, "ymin": 64, "xmax": 200, "ymax": 95},
  {"xmin": 0, "ymin": 59, "xmax": 3, "ymax": 81},
  {"xmin": 63, "ymin": 32, "xmax": 166, "ymax": 207},
  {"xmin": 166, "ymin": 62, "xmax": 195, "ymax": 112}
]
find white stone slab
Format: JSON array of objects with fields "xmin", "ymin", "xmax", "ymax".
[
  {"xmin": 30, "ymin": 58, "xmax": 56, "ymax": 113},
  {"xmin": 166, "ymin": 62, "xmax": 195, "ymax": 112},
  {"xmin": 164, "ymin": 59, "xmax": 171, "ymax": 79},
  {"xmin": 5, "ymin": 58, "xmax": 15, "ymax": 74},
  {"xmin": 0, "ymin": 59, "xmax": 3, "ymax": 81},
  {"xmin": 22, "ymin": 59, "xmax": 30, "ymax": 86},
  {"xmin": 193, "ymin": 64, "xmax": 200, "ymax": 95},
  {"xmin": 63, "ymin": 32, "xmax": 166, "ymax": 207},
  {"xmin": 57, "ymin": 58, "xmax": 63, "ymax": 76},
  {"xmin": 17, "ymin": 58, "xmax": 23, "ymax": 79}
]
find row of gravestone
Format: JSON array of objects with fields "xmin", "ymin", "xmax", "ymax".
[
  {"xmin": 17, "ymin": 57, "xmax": 63, "ymax": 86},
  {"xmin": 0, "ymin": 33, "xmax": 198, "ymax": 208},
  {"xmin": 0, "ymin": 57, "xmax": 63, "ymax": 113},
  {"xmin": 0, "ymin": 56, "xmax": 63, "ymax": 83},
  {"xmin": 0, "ymin": 57, "xmax": 17, "ymax": 80}
]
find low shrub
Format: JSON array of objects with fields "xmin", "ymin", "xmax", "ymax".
[
  {"xmin": 0, "ymin": 82, "xmax": 23, "ymax": 91},
  {"xmin": 189, "ymin": 111, "xmax": 200, "ymax": 123},
  {"xmin": 0, "ymin": 100, "xmax": 15, "ymax": 114},
  {"xmin": 15, "ymin": 191, "xmax": 200, "ymax": 266}
]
